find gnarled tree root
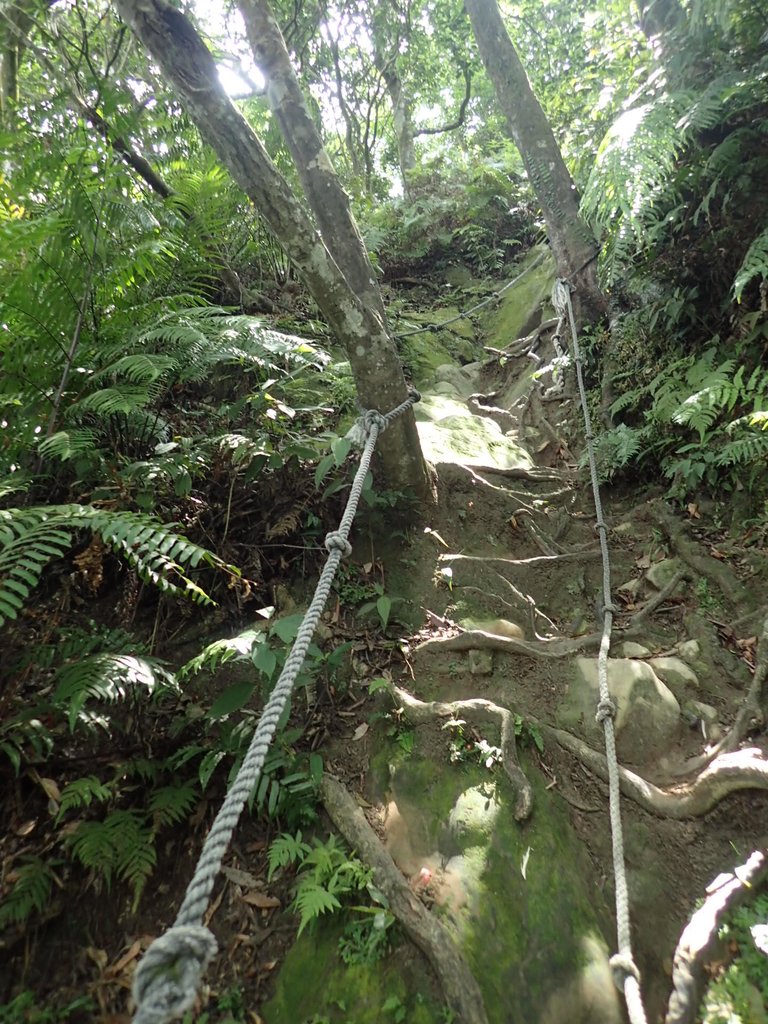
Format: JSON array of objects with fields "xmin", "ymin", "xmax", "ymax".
[
  {"xmin": 647, "ymin": 500, "xmax": 753, "ymax": 615},
  {"xmin": 320, "ymin": 775, "xmax": 490, "ymax": 1024},
  {"xmin": 392, "ymin": 687, "xmax": 533, "ymax": 821},
  {"xmin": 546, "ymin": 726, "xmax": 768, "ymax": 817},
  {"xmin": 664, "ymin": 851, "xmax": 768, "ymax": 1024},
  {"xmin": 415, "ymin": 628, "xmax": 601, "ymax": 659}
]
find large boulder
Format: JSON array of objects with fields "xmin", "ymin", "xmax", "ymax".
[{"xmin": 557, "ymin": 657, "xmax": 681, "ymax": 764}]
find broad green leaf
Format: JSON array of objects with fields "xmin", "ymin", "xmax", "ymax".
[{"xmin": 209, "ymin": 681, "xmax": 255, "ymax": 720}]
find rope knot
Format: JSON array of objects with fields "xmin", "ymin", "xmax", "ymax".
[
  {"xmin": 609, "ymin": 951, "xmax": 641, "ymax": 990},
  {"xmin": 132, "ymin": 925, "xmax": 217, "ymax": 1024},
  {"xmin": 596, "ymin": 697, "xmax": 616, "ymax": 724},
  {"xmin": 362, "ymin": 409, "xmax": 387, "ymax": 435},
  {"xmin": 325, "ymin": 531, "xmax": 352, "ymax": 556}
]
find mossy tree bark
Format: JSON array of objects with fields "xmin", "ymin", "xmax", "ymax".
[
  {"xmin": 115, "ymin": 0, "xmax": 433, "ymax": 502},
  {"xmin": 465, "ymin": 0, "xmax": 606, "ymax": 326}
]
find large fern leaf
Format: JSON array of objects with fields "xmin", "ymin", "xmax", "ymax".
[
  {"xmin": 53, "ymin": 654, "xmax": 175, "ymax": 730},
  {"xmin": 0, "ymin": 505, "xmax": 237, "ymax": 626},
  {"xmin": 733, "ymin": 227, "xmax": 768, "ymax": 302}
]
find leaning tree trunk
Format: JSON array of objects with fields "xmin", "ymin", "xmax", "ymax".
[
  {"xmin": 465, "ymin": 0, "xmax": 606, "ymax": 325},
  {"xmin": 237, "ymin": 0, "xmax": 385, "ymax": 321},
  {"xmin": 115, "ymin": 0, "xmax": 433, "ymax": 502}
]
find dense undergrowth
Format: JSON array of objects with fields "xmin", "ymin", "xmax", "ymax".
[{"xmin": 2, "ymin": 0, "xmax": 768, "ymax": 1018}]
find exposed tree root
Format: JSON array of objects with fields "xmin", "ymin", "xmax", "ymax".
[
  {"xmin": 320, "ymin": 775, "xmax": 490, "ymax": 1024},
  {"xmin": 392, "ymin": 687, "xmax": 533, "ymax": 821},
  {"xmin": 664, "ymin": 851, "xmax": 768, "ymax": 1024},
  {"xmin": 415, "ymin": 628, "xmax": 601, "ymax": 659},
  {"xmin": 623, "ymin": 569, "xmax": 690, "ymax": 630},
  {"xmin": 647, "ymin": 500, "xmax": 753, "ymax": 615},
  {"xmin": 454, "ymin": 584, "xmax": 543, "ymax": 640},
  {"xmin": 441, "ymin": 550, "xmax": 600, "ymax": 569},
  {"xmin": 676, "ymin": 610, "xmax": 768, "ymax": 774},
  {"xmin": 478, "ymin": 465, "xmax": 565, "ymax": 482},
  {"xmin": 546, "ymin": 725, "xmax": 768, "ymax": 817}
]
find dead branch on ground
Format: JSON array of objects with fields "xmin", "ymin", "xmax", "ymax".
[{"xmin": 320, "ymin": 775, "xmax": 490, "ymax": 1024}]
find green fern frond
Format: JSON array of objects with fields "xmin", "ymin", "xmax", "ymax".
[
  {"xmin": 57, "ymin": 776, "xmax": 114, "ymax": 817},
  {"xmin": 92, "ymin": 353, "xmax": 179, "ymax": 387},
  {"xmin": 267, "ymin": 831, "xmax": 312, "ymax": 881},
  {"xmin": 715, "ymin": 431, "xmax": 768, "ymax": 467},
  {"xmin": 53, "ymin": 654, "xmax": 174, "ymax": 731},
  {"xmin": 0, "ymin": 857, "xmax": 55, "ymax": 927},
  {"xmin": 67, "ymin": 809, "xmax": 156, "ymax": 908},
  {"xmin": 0, "ymin": 504, "xmax": 238, "ymax": 625},
  {"xmin": 178, "ymin": 628, "xmax": 265, "ymax": 679},
  {"xmin": 293, "ymin": 880, "xmax": 341, "ymax": 935},
  {"xmin": 582, "ymin": 99, "xmax": 682, "ymax": 282},
  {"xmin": 76, "ymin": 384, "xmax": 162, "ymax": 417},
  {"xmin": 37, "ymin": 429, "xmax": 101, "ymax": 462},
  {"xmin": 147, "ymin": 781, "xmax": 198, "ymax": 827},
  {"xmin": 733, "ymin": 227, "xmax": 768, "ymax": 302}
]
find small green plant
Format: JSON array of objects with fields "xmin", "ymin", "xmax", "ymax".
[
  {"xmin": 0, "ymin": 992, "xmax": 95, "ymax": 1023},
  {"xmin": 267, "ymin": 831, "xmax": 374, "ymax": 937},
  {"xmin": 443, "ymin": 718, "xmax": 504, "ymax": 769},
  {"xmin": 514, "ymin": 715, "xmax": 544, "ymax": 754},
  {"xmin": 338, "ymin": 905, "xmax": 395, "ymax": 965},
  {"xmin": 695, "ymin": 577, "xmax": 721, "ymax": 614}
]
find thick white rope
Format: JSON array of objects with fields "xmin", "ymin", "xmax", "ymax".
[
  {"xmin": 552, "ymin": 280, "xmax": 648, "ymax": 1024},
  {"xmin": 131, "ymin": 389, "xmax": 420, "ymax": 1024}
]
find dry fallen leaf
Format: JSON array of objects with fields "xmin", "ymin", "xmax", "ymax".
[
  {"xmin": 39, "ymin": 777, "xmax": 61, "ymax": 802},
  {"xmin": 86, "ymin": 946, "xmax": 109, "ymax": 971},
  {"xmin": 686, "ymin": 503, "xmax": 701, "ymax": 519},
  {"xmin": 105, "ymin": 939, "xmax": 142, "ymax": 978},
  {"xmin": 222, "ymin": 866, "xmax": 261, "ymax": 889},
  {"xmin": 242, "ymin": 892, "xmax": 281, "ymax": 909},
  {"xmin": 352, "ymin": 722, "xmax": 369, "ymax": 741},
  {"xmin": 15, "ymin": 819, "xmax": 36, "ymax": 837},
  {"xmin": 636, "ymin": 554, "xmax": 652, "ymax": 570}
]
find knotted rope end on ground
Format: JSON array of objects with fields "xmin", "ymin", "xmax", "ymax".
[{"xmin": 132, "ymin": 925, "xmax": 217, "ymax": 1024}]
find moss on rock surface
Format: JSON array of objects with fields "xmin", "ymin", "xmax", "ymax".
[
  {"xmin": 485, "ymin": 246, "xmax": 556, "ymax": 345},
  {"xmin": 261, "ymin": 927, "xmax": 443, "ymax": 1024}
]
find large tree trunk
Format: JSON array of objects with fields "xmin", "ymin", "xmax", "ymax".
[
  {"xmin": 465, "ymin": 0, "xmax": 606, "ymax": 325},
  {"xmin": 115, "ymin": 0, "xmax": 433, "ymax": 502},
  {"xmin": 237, "ymin": 0, "xmax": 385, "ymax": 320}
]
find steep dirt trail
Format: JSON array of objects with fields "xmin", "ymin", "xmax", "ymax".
[{"xmin": 262, "ymin": 284, "xmax": 768, "ymax": 1024}]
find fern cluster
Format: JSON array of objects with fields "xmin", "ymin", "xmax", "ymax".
[
  {"xmin": 0, "ymin": 504, "xmax": 237, "ymax": 627},
  {"xmin": 593, "ymin": 347, "xmax": 768, "ymax": 497}
]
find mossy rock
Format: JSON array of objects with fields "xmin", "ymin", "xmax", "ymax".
[
  {"xmin": 261, "ymin": 926, "xmax": 444, "ymax": 1024},
  {"xmin": 485, "ymin": 245, "xmax": 556, "ymax": 347}
]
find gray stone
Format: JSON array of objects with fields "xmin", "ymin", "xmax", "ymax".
[
  {"xmin": 430, "ymin": 381, "xmax": 464, "ymax": 399},
  {"xmin": 676, "ymin": 639, "xmax": 702, "ymax": 663},
  {"xmin": 614, "ymin": 641, "xmax": 651, "ymax": 659},
  {"xmin": 431, "ymin": 363, "xmax": 481, "ymax": 398},
  {"xmin": 646, "ymin": 557, "xmax": 686, "ymax": 591},
  {"xmin": 649, "ymin": 656, "xmax": 699, "ymax": 696},
  {"xmin": 687, "ymin": 699, "xmax": 718, "ymax": 724},
  {"xmin": 557, "ymin": 657, "xmax": 681, "ymax": 764},
  {"xmin": 468, "ymin": 649, "xmax": 493, "ymax": 676}
]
